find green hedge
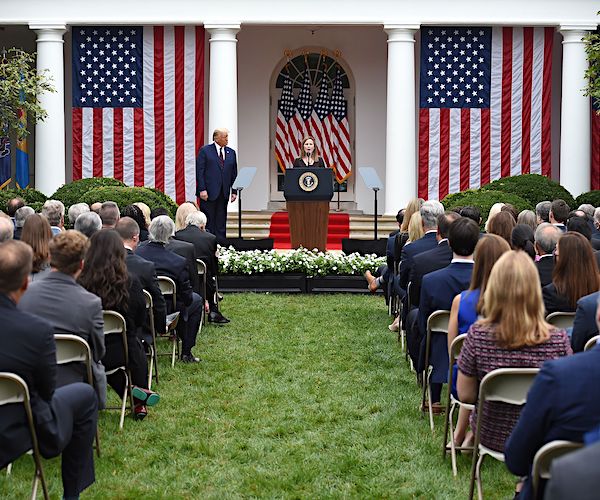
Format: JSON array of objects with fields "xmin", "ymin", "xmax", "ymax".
[
  {"xmin": 79, "ymin": 186, "xmax": 176, "ymax": 218},
  {"xmin": 575, "ymin": 191, "xmax": 600, "ymax": 208},
  {"xmin": 145, "ymin": 187, "xmax": 179, "ymax": 218},
  {"xmin": 481, "ymin": 174, "xmax": 575, "ymax": 208},
  {"xmin": 0, "ymin": 187, "xmax": 48, "ymax": 212},
  {"xmin": 51, "ymin": 178, "xmax": 126, "ymax": 210},
  {"xmin": 442, "ymin": 189, "xmax": 531, "ymax": 227}
]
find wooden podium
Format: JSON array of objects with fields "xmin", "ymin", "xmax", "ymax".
[{"xmin": 283, "ymin": 168, "xmax": 334, "ymax": 251}]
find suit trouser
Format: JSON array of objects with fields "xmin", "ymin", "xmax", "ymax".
[
  {"xmin": 103, "ymin": 335, "xmax": 149, "ymax": 395},
  {"xmin": 177, "ymin": 292, "xmax": 203, "ymax": 355},
  {"xmin": 202, "ymin": 191, "xmax": 228, "ymax": 245},
  {"xmin": 37, "ymin": 382, "xmax": 98, "ymax": 497}
]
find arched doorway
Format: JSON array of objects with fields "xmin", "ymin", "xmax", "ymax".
[{"xmin": 269, "ymin": 49, "xmax": 355, "ymax": 209}]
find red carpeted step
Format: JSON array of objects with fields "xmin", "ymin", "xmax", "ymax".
[{"xmin": 269, "ymin": 212, "xmax": 349, "ymax": 250}]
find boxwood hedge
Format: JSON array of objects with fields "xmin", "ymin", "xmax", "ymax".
[
  {"xmin": 51, "ymin": 178, "xmax": 126, "ymax": 210},
  {"xmin": 480, "ymin": 174, "xmax": 575, "ymax": 208},
  {"xmin": 79, "ymin": 186, "xmax": 177, "ymax": 218},
  {"xmin": 575, "ymin": 190, "xmax": 600, "ymax": 208}
]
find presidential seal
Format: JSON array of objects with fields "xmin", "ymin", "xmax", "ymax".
[{"xmin": 298, "ymin": 171, "xmax": 319, "ymax": 192}]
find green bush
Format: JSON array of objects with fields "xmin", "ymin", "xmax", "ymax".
[
  {"xmin": 145, "ymin": 187, "xmax": 179, "ymax": 218},
  {"xmin": 481, "ymin": 174, "xmax": 575, "ymax": 209},
  {"xmin": 575, "ymin": 190, "xmax": 600, "ymax": 208},
  {"xmin": 51, "ymin": 177, "xmax": 126, "ymax": 211},
  {"xmin": 442, "ymin": 189, "xmax": 531, "ymax": 227},
  {"xmin": 0, "ymin": 187, "xmax": 47, "ymax": 212},
  {"xmin": 79, "ymin": 186, "xmax": 174, "ymax": 216}
]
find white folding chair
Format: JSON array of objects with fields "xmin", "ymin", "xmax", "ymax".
[
  {"xmin": 468, "ymin": 367, "xmax": 540, "ymax": 500},
  {"xmin": 196, "ymin": 259, "xmax": 208, "ymax": 334},
  {"xmin": 531, "ymin": 440, "xmax": 582, "ymax": 498},
  {"xmin": 0, "ymin": 372, "xmax": 49, "ymax": 500},
  {"xmin": 142, "ymin": 290, "xmax": 159, "ymax": 388},
  {"xmin": 545, "ymin": 312, "xmax": 576, "ymax": 331},
  {"xmin": 442, "ymin": 333, "xmax": 475, "ymax": 476},
  {"xmin": 54, "ymin": 334, "xmax": 101, "ymax": 457},
  {"xmin": 102, "ymin": 310, "xmax": 134, "ymax": 430},
  {"xmin": 584, "ymin": 334, "xmax": 600, "ymax": 351},
  {"xmin": 421, "ymin": 309, "xmax": 451, "ymax": 432},
  {"xmin": 157, "ymin": 276, "xmax": 180, "ymax": 367}
]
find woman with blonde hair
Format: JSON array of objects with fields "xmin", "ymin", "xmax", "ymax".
[
  {"xmin": 292, "ymin": 136, "xmax": 326, "ymax": 168},
  {"xmin": 407, "ymin": 212, "xmax": 424, "ymax": 244},
  {"xmin": 457, "ymin": 251, "xmax": 571, "ymax": 456},
  {"xmin": 21, "ymin": 214, "xmax": 53, "ymax": 281},
  {"xmin": 133, "ymin": 202, "xmax": 151, "ymax": 228},
  {"xmin": 484, "ymin": 202, "xmax": 505, "ymax": 232},
  {"xmin": 394, "ymin": 198, "xmax": 424, "ymax": 259},
  {"xmin": 175, "ymin": 202, "xmax": 199, "ymax": 231}
]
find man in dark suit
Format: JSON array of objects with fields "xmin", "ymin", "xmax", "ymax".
[
  {"xmin": 549, "ymin": 199, "xmax": 569, "ymax": 232},
  {"xmin": 174, "ymin": 210, "xmax": 229, "ymax": 324},
  {"xmin": 571, "ymin": 291, "xmax": 599, "ymax": 352},
  {"xmin": 505, "ymin": 302, "xmax": 600, "ymax": 499},
  {"xmin": 534, "ymin": 223, "xmax": 560, "ymax": 287},
  {"xmin": 166, "ymin": 236, "xmax": 200, "ymax": 298},
  {"xmin": 0, "ymin": 240, "xmax": 98, "ymax": 498},
  {"xmin": 19, "ymin": 230, "xmax": 107, "ymax": 408},
  {"xmin": 196, "ymin": 128, "xmax": 238, "ymax": 244},
  {"xmin": 115, "ymin": 217, "xmax": 167, "ymax": 342},
  {"xmin": 136, "ymin": 216, "xmax": 202, "ymax": 363},
  {"xmin": 414, "ymin": 217, "xmax": 478, "ymax": 408}
]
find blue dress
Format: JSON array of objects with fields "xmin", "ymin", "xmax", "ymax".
[{"xmin": 452, "ymin": 289, "xmax": 481, "ymax": 397}]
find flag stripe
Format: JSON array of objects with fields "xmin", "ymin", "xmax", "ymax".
[
  {"xmin": 102, "ymin": 108, "xmax": 114, "ymax": 178},
  {"xmin": 501, "ymin": 27, "xmax": 513, "ymax": 179},
  {"xmin": 113, "ymin": 108, "xmax": 124, "ymax": 181},
  {"xmin": 592, "ymin": 110, "xmax": 600, "ymax": 190},
  {"xmin": 163, "ymin": 26, "xmax": 176, "ymax": 200},
  {"xmin": 195, "ymin": 26, "xmax": 204, "ymax": 158},
  {"xmin": 449, "ymin": 109, "xmax": 461, "ymax": 195},
  {"xmin": 469, "ymin": 109, "xmax": 481, "ymax": 189},
  {"xmin": 72, "ymin": 108, "xmax": 83, "ymax": 180},
  {"xmin": 122, "ymin": 108, "xmax": 135, "ymax": 187},
  {"xmin": 93, "ymin": 108, "xmax": 103, "ymax": 177},
  {"xmin": 184, "ymin": 26, "xmax": 197, "ymax": 203},
  {"xmin": 481, "ymin": 108, "xmax": 491, "ymax": 185},
  {"xmin": 143, "ymin": 27, "xmax": 156, "ymax": 189},
  {"xmin": 530, "ymin": 28, "xmax": 545, "ymax": 174},
  {"xmin": 489, "ymin": 27, "xmax": 503, "ymax": 182},
  {"xmin": 418, "ymin": 108, "xmax": 430, "ymax": 198},
  {"xmin": 134, "ymin": 108, "xmax": 145, "ymax": 186},
  {"xmin": 174, "ymin": 26, "xmax": 186, "ymax": 203},
  {"xmin": 510, "ymin": 28, "xmax": 523, "ymax": 177},
  {"xmin": 439, "ymin": 108, "xmax": 450, "ymax": 200},
  {"xmin": 521, "ymin": 27, "xmax": 533, "ymax": 174},
  {"xmin": 428, "ymin": 110, "xmax": 441, "ymax": 201},
  {"xmin": 541, "ymin": 27, "xmax": 553, "ymax": 176},
  {"xmin": 81, "ymin": 108, "xmax": 93, "ymax": 180},
  {"xmin": 460, "ymin": 108, "xmax": 470, "ymax": 191}
]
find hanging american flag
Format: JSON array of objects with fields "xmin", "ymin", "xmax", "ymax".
[
  {"xmin": 72, "ymin": 26, "xmax": 205, "ymax": 205},
  {"xmin": 592, "ymin": 98, "xmax": 600, "ymax": 190},
  {"xmin": 289, "ymin": 69, "xmax": 313, "ymax": 158},
  {"xmin": 419, "ymin": 27, "xmax": 553, "ymax": 200},
  {"xmin": 328, "ymin": 67, "xmax": 352, "ymax": 183},
  {"xmin": 275, "ymin": 72, "xmax": 295, "ymax": 172},
  {"xmin": 309, "ymin": 67, "xmax": 334, "ymax": 169}
]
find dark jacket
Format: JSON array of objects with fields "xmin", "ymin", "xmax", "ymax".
[
  {"xmin": 166, "ymin": 238, "xmax": 200, "ymax": 296},
  {"xmin": 535, "ymin": 255, "xmax": 554, "ymax": 287},
  {"xmin": 408, "ymin": 240, "xmax": 452, "ymax": 307},
  {"xmin": 571, "ymin": 291, "xmax": 600, "ymax": 352},
  {"xmin": 195, "ymin": 143, "xmax": 238, "ymax": 199}
]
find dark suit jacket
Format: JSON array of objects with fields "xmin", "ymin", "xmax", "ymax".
[
  {"xmin": 536, "ymin": 255, "xmax": 554, "ymax": 287},
  {"xmin": 542, "ymin": 283, "xmax": 576, "ymax": 315},
  {"xmin": 292, "ymin": 157, "xmax": 326, "ymax": 168},
  {"xmin": 125, "ymin": 249, "xmax": 167, "ymax": 334},
  {"xmin": 408, "ymin": 240, "xmax": 452, "ymax": 307},
  {"xmin": 398, "ymin": 231, "xmax": 439, "ymax": 290},
  {"xmin": 505, "ymin": 346, "xmax": 600, "ymax": 499},
  {"xmin": 417, "ymin": 261, "xmax": 474, "ymax": 380},
  {"xmin": 174, "ymin": 226, "xmax": 218, "ymax": 277},
  {"xmin": 393, "ymin": 231, "xmax": 409, "ymax": 265},
  {"xmin": 545, "ymin": 441, "xmax": 600, "ymax": 500},
  {"xmin": 195, "ymin": 143, "xmax": 238, "ymax": 200},
  {"xmin": 571, "ymin": 291, "xmax": 600, "ymax": 352},
  {"xmin": 166, "ymin": 238, "xmax": 200, "ymax": 296},
  {"xmin": 0, "ymin": 293, "xmax": 56, "ymax": 467}
]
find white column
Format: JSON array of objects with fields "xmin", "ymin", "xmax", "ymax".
[
  {"xmin": 559, "ymin": 24, "xmax": 597, "ymax": 197},
  {"xmin": 205, "ymin": 23, "xmax": 240, "ymax": 152},
  {"xmin": 384, "ymin": 25, "xmax": 419, "ymax": 214},
  {"xmin": 30, "ymin": 24, "xmax": 66, "ymax": 196}
]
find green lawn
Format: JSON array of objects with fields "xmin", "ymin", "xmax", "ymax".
[{"xmin": 1, "ymin": 293, "xmax": 516, "ymax": 498}]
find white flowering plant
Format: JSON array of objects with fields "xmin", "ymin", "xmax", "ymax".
[{"xmin": 218, "ymin": 246, "xmax": 386, "ymax": 278}]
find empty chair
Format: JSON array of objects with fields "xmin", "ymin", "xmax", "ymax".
[{"xmin": 531, "ymin": 440, "xmax": 582, "ymax": 498}]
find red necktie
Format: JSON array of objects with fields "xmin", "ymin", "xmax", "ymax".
[{"xmin": 219, "ymin": 147, "xmax": 224, "ymax": 167}]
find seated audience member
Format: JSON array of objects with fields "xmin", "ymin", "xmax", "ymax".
[
  {"xmin": 535, "ymin": 200, "xmax": 551, "ymax": 225},
  {"xmin": 133, "ymin": 202, "xmax": 152, "ymax": 229},
  {"xmin": 457, "ymin": 251, "xmax": 571, "ymax": 460},
  {"xmin": 19, "ymin": 230, "xmax": 107, "ymax": 407},
  {"xmin": 79, "ymin": 230, "xmax": 159, "ymax": 420},
  {"xmin": 20, "ymin": 214, "xmax": 53, "ymax": 282},
  {"xmin": 486, "ymin": 210, "xmax": 515, "ymax": 246},
  {"xmin": 74, "ymin": 211, "xmax": 102, "ymax": 238},
  {"xmin": 0, "ymin": 240, "xmax": 98, "ymax": 500},
  {"xmin": 593, "ymin": 207, "xmax": 600, "ymax": 239},
  {"xmin": 121, "ymin": 204, "xmax": 149, "ymax": 241},
  {"xmin": 549, "ymin": 199, "xmax": 569, "ymax": 232},
  {"xmin": 459, "ymin": 206, "xmax": 482, "ymax": 226},
  {"xmin": 534, "ymin": 223, "xmax": 561, "ymax": 287},
  {"xmin": 447, "ymin": 234, "xmax": 511, "ymax": 447},
  {"xmin": 67, "ymin": 202, "xmax": 90, "ymax": 227},
  {"xmin": 13, "ymin": 206, "xmax": 34, "ymax": 240},
  {"xmin": 99, "ymin": 201, "xmax": 120, "ymax": 229},
  {"xmin": 393, "ymin": 198, "xmax": 423, "ymax": 265},
  {"xmin": 570, "ymin": 291, "xmax": 600, "ymax": 352},
  {"xmin": 500, "ymin": 203, "xmax": 518, "ymax": 222},
  {"xmin": 150, "ymin": 206, "xmax": 170, "ymax": 219},
  {"xmin": 42, "ymin": 199, "xmax": 65, "ymax": 235},
  {"xmin": 175, "ymin": 210, "xmax": 229, "ymax": 324},
  {"xmin": 516, "ymin": 209, "xmax": 537, "ymax": 231},
  {"xmin": 412, "ymin": 217, "xmax": 480, "ymax": 409},
  {"xmin": 136, "ymin": 215, "xmax": 203, "ymax": 363},
  {"xmin": 504, "ymin": 299, "xmax": 600, "ymax": 499},
  {"xmin": 542, "ymin": 232, "xmax": 600, "ymax": 314},
  {"xmin": 567, "ymin": 215, "xmax": 600, "ymax": 260},
  {"xmin": 511, "ymin": 224, "xmax": 536, "ymax": 260},
  {"xmin": 6, "ymin": 196, "xmax": 25, "ymax": 221},
  {"xmin": 484, "ymin": 202, "xmax": 505, "ymax": 232},
  {"xmin": 544, "ymin": 441, "xmax": 600, "ymax": 500},
  {"xmin": 0, "ymin": 215, "xmax": 13, "ymax": 242},
  {"xmin": 115, "ymin": 217, "xmax": 167, "ymax": 342},
  {"xmin": 90, "ymin": 202, "xmax": 102, "ymax": 213},
  {"xmin": 578, "ymin": 203, "xmax": 596, "ymax": 234},
  {"xmin": 175, "ymin": 202, "xmax": 198, "ymax": 232}
]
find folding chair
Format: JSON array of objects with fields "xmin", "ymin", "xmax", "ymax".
[
  {"xmin": 421, "ymin": 309, "xmax": 451, "ymax": 432},
  {"xmin": 584, "ymin": 334, "xmax": 600, "ymax": 351},
  {"xmin": 545, "ymin": 312, "xmax": 576, "ymax": 331},
  {"xmin": 102, "ymin": 310, "xmax": 134, "ymax": 430},
  {"xmin": 157, "ymin": 276, "xmax": 180, "ymax": 367},
  {"xmin": 400, "ymin": 281, "xmax": 412, "ymax": 356},
  {"xmin": 468, "ymin": 367, "xmax": 540, "ymax": 500},
  {"xmin": 531, "ymin": 440, "xmax": 582, "ymax": 498},
  {"xmin": 0, "ymin": 372, "xmax": 49, "ymax": 500},
  {"xmin": 196, "ymin": 259, "xmax": 208, "ymax": 334},
  {"xmin": 142, "ymin": 290, "xmax": 159, "ymax": 388},
  {"xmin": 442, "ymin": 333, "xmax": 475, "ymax": 476},
  {"xmin": 54, "ymin": 334, "xmax": 101, "ymax": 457}
]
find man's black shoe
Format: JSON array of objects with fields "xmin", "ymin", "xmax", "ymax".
[
  {"xmin": 180, "ymin": 353, "xmax": 200, "ymax": 363},
  {"xmin": 208, "ymin": 311, "xmax": 230, "ymax": 324}
]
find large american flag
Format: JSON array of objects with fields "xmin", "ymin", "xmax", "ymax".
[
  {"xmin": 419, "ymin": 27, "xmax": 553, "ymax": 200},
  {"xmin": 274, "ymin": 72, "xmax": 295, "ymax": 171},
  {"xmin": 72, "ymin": 26, "xmax": 205, "ymax": 204},
  {"xmin": 329, "ymin": 67, "xmax": 352, "ymax": 182}
]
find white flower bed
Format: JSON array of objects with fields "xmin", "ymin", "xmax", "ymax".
[{"xmin": 218, "ymin": 247, "xmax": 386, "ymax": 278}]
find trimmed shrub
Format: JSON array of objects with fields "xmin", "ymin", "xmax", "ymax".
[
  {"xmin": 51, "ymin": 177, "xmax": 126, "ymax": 210},
  {"xmin": 0, "ymin": 187, "xmax": 47, "ymax": 212},
  {"xmin": 481, "ymin": 174, "xmax": 575, "ymax": 208},
  {"xmin": 575, "ymin": 191, "xmax": 600, "ymax": 208},
  {"xmin": 145, "ymin": 187, "xmax": 179, "ymax": 218},
  {"xmin": 442, "ymin": 189, "xmax": 531, "ymax": 227},
  {"xmin": 79, "ymin": 186, "xmax": 174, "ymax": 216}
]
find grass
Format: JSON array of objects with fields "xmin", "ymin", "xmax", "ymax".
[{"xmin": 1, "ymin": 293, "xmax": 516, "ymax": 498}]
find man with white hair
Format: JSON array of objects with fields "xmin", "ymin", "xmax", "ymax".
[
  {"xmin": 175, "ymin": 210, "xmax": 229, "ymax": 324},
  {"xmin": 74, "ymin": 211, "xmax": 102, "ymax": 238},
  {"xmin": 68, "ymin": 202, "xmax": 90, "ymax": 226},
  {"xmin": 135, "ymin": 215, "xmax": 203, "ymax": 363},
  {"xmin": 42, "ymin": 199, "xmax": 65, "ymax": 235},
  {"xmin": 0, "ymin": 216, "xmax": 14, "ymax": 242},
  {"xmin": 13, "ymin": 206, "xmax": 34, "ymax": 240}
]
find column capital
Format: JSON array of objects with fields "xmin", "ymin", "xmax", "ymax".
[
  {"xmin": 29, "ymin": 23, "xmax": 67, "ymax": 40},
  {"xmin": 205, "ymin": 23, "xmax": 241, "ymax": 41},
  {"xmin": 384, "ymin": 25, "xmax": 420, "ymax": 43},
  {"xmin": 559, "ymin": 24, "xmax": 597, "ymax": 42}
]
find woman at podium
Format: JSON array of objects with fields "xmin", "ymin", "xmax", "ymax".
[{"xmin": 292, "ymin": 136, "xmax": 326, "ymax": 168}]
